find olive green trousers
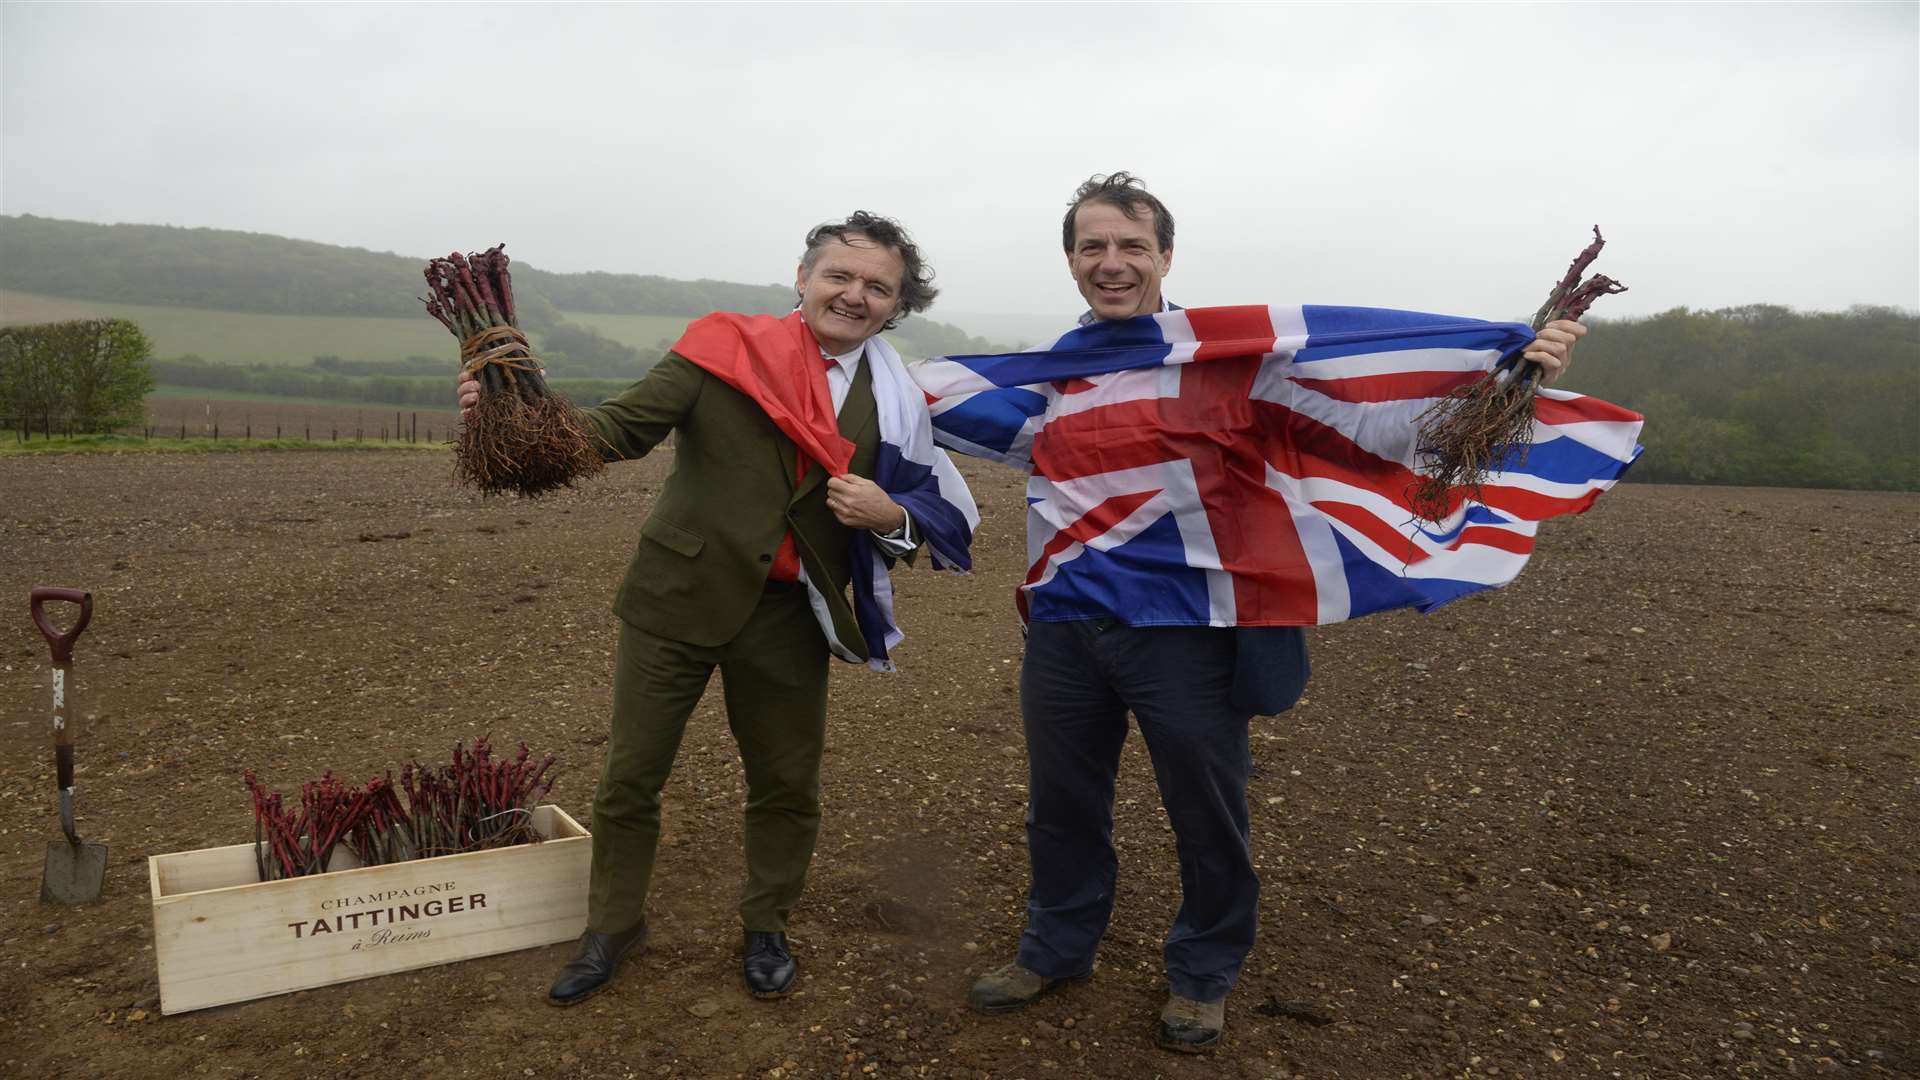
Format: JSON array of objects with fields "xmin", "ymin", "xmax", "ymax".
[{"xmin": 587, "ymin": 587, "xmax": 830, "ymax": 934}]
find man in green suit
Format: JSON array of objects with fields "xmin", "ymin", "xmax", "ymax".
[{"xmin": 455, "ymin": 212, "xmax": 942, "ymax": 1005}]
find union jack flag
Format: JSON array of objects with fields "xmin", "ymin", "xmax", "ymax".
[{"xmin": 912, "ymin": 304, "xmax": 1644, "ymax": 626}]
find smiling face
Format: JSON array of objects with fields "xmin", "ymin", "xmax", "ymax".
[
  {"xmin": 1068, "ymin": 202, "xmax": 1173, "ymax": 321},
  {"xmin": 794, "ymin": 233, "xmax": 906, "ymax": 355}
]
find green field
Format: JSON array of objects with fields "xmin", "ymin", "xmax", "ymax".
[
  {"xmin": 0, "ymin": 291, "xmax": 957, "ymax": 374},
  {"xmin": 0, "ymin": 289, "xmax": 450, "ymax": 366},
  {"xmin": 552, "ymin": 309, "xmax": 692, "ymax": 351}
]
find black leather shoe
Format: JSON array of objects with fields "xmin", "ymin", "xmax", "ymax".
[
  {"xmin": 743, "ymin": 930, "xmax": 797, "ymax": 999},
  {"xmin": 547, "ymin": 921, "xmax": 648, "ymax": 1007}
]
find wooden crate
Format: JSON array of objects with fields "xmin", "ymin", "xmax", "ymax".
[{"xmin": 149, "ymin": 805, "xmax": 590, "ymax": 1014}]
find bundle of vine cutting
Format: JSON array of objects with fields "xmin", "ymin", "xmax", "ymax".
[
  {"xmin": 402, "ymin": 737, "xmax": 556, "ymax": 858},
  {"xmin": 1409, "ymin": 227, "xmax": 1628, "ymax": 522},
  {"xmin": 422, "ymin": 245, "xmax": 606, "ymax": 497},
  {"xmin": 242, "ymin": 737, "xmax": 558, "ymax": 882}
]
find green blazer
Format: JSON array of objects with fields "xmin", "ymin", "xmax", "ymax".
[{"xmin": 577, "ymin": 352, "xmax": 886, "ymax": 658}]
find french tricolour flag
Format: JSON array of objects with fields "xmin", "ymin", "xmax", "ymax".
[{"xmin": 912, "ymin": 304, "xmax": 1643, "ymax": 627}]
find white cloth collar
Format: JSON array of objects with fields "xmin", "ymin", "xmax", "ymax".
[{"xmin": 822, "ymin": 340, "xmax": 866, "ymax": 372}]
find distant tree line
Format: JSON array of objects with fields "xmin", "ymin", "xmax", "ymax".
[
  {"xmin": 1570, "ymin": 305, "xmax": 1917, "ymax": 491},
  {"xmin": 0, "ymin": 214, "xmax": 1002, "ymax": 358},
  {"xmin": 531, "ymin": 320, "xmax": 657, "ymax": 378},
  {"xmin": 1, "ymin": 318, "xmax": 155, "ymax": 430},
  {"xmin": 310, "ymin": 354, "xmax": 445, "ymax": 377}
]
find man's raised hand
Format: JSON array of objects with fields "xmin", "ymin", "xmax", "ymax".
[
  {"xmin": 1524, "ymin": 319, "xmax": 1586, "ymax": 385},
  {"xmin": 456, "ymin": 374, "xmax": 481, "ymax": 414}
]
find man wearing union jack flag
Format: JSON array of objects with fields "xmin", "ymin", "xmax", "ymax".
[{"xmin": 953, "ymin": 174, "xmax": 1594, "ymax": 1053}]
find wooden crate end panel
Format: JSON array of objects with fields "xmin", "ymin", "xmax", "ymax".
[
  {"xmin": 150, "ymin": 841, "xmax": 262, "ymax": 898},
  {"xmin": 538, "ymin": 804, "xmax": 590, "ymax": 839}
]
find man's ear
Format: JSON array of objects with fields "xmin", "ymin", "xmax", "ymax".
[
  {"xmin": 794, "ymin": 262, "xmax": 807, "ymax": 297},
  {"xmin": 1160, "ymin": 245, "xmax": 1174, "ymax": 277}
]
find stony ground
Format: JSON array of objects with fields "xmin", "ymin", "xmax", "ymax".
[{"xmin": 0, "ymin": 448, "xmax": 1914, "ymax": 1080}]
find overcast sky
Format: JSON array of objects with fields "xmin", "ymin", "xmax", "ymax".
[{"xmin": 3, "ymin": 2, "xmax": 1915, "ymax": 330}]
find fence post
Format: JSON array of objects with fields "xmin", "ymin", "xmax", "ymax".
[
  {"xmin": 180, "ymin": 422, "xmax": 187, "ymax": 440},
  {"xmin": 412, "ymin": 412, "xmax": 418, "ymax": 443},
  {"xmin": 213, "ymin": 422, "xmax": 219, "ymax": 441}
]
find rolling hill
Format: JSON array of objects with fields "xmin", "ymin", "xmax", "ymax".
[
  {"xmin": 0, "ymin": 214, "xmax": 1006, "ymax": 365},
  {"xmin": 0, "ymin": 288, "xmax": 449, "ymax": 368}
]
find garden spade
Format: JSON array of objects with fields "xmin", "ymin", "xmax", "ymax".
[{"xmin": 32, "ymin": 587, "xmax": 106, "ymax": 905}]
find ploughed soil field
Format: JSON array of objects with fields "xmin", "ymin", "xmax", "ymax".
[{"xmin": 0, "ymin": 450, "xmax": 1914, "ymax": 1080}]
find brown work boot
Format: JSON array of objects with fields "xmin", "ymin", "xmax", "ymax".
[
  {"xmin": 966, "ymin": 960, "xmax": 1080, "ymax": 1014},
  {"xmin": 1156, "ymin": 993, "xmax": 1225, "ymax": 1053}
]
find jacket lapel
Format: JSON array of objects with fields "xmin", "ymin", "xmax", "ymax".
[{"xmin": 791, "ymin": 351, "xmax": 875, "ymax": 504}]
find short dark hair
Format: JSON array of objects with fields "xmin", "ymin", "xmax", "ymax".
[
  {"xmin": 1061, "ymin": 172, "xmax": 1175, "ymax": 254},
  {"xmin": 799, "ymin": 211, "xmax": 937, "ymax": 330}
]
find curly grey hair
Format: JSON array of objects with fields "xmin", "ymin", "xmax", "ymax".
[{"xmin": 799, "ymin": 211, "xmax": 938, "ymax": 330}]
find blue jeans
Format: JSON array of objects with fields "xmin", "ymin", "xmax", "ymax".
[{"xmin": 1015, "ymin": 618, "xmax": 1261, "ymax": 1003}]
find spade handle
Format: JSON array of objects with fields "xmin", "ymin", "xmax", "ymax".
[
  {"xmin": 30, "ymin": 587, "xmax": 92, "ymax": 666},
  {"xmin": 30, "ymin": 588, "xmax": 90, "ymax": 809}
]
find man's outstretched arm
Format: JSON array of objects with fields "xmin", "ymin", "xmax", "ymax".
[{"xmin": 456, "ymin": 354, "xmax": 706, "ymax": 462}]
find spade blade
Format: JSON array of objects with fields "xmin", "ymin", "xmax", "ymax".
[{"xmin": 41, "ymin": 839, "xmax": 107, "ymax": 905}]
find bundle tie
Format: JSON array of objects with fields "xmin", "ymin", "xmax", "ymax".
[{"xmin": 459, "ymin": 324, "xmax": 544, "ymax": 376}]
